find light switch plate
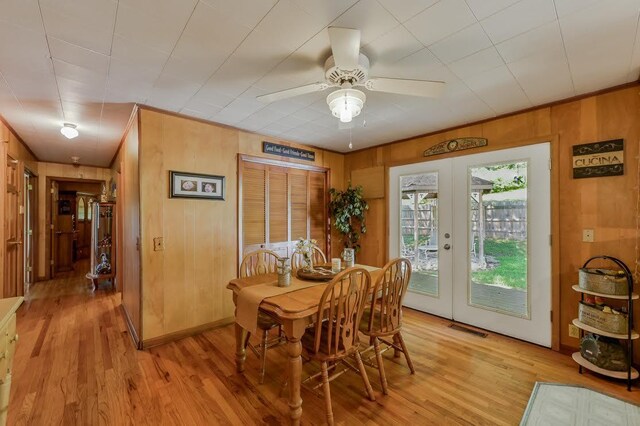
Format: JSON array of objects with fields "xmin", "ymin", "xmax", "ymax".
[
  {"xmin": 568, "ymin": 324, "xmax": 580, "ymax": 338},
  {"xmin": 582, "ymin": 229, "xmax": 594, "ymax": 242}
]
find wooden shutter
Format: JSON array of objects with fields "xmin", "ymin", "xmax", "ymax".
[
  {"xmin": 290, "ymin": 171, "xmax": 308, "ymax": 241},
  {"xmin": 309, "ymin": 171, "xmax": 327, "ymax": 253},
  {"xmin": 242, "ymin": 163, "xmax": 266, "ymax": 252}
]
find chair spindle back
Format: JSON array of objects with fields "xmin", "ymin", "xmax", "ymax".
[
  {"xmin": 368, "ymin": 258, "xmax": 412, "ymax": 335},
  {"xmin": 240, "ymin": 249, "xmax": 279, "ymax": 278}
]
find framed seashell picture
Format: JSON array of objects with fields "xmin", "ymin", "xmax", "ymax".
[{"xmin": 169, "ymin": 171, "xmax": 225, "ymax": 200}]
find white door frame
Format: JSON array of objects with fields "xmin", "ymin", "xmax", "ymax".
[{"xmin": 388, "ymin": 143, "xmax": 552, "ymax": 347}]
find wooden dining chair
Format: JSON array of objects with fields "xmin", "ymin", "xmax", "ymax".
[
  {"xmin": 300, "ymin": 267, "xmax": 375, "ymax": 425},
  {"xmin": 239, "ymin": 249, "xmax": 282, "ymax": 384},
  {"xmin": 359, "ymin": 258, "xmax": 414, "ymax": 395},
  {"xmin": 290, "ymin": 245, "xmax": 327, "ymax": 270}
]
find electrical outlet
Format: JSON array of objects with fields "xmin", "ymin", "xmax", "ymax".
[
  {"xmin": 153, "ymin": 237, "xmax": 164, "ymax": 251},
  {"xmin": 582, "ymin": 229, "xmax": 594, "ymax": 242},
  {"xmin": 568, "ymin": 324, "xmax": 580, "ymax": 338}
]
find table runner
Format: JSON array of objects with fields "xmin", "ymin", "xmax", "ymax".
[{"xmin": 236, "ymin": 265, "xmax": 380, "ymax": 334}]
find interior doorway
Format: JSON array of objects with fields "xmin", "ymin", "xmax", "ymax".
[
  {"xmin": 47, "ymin": 178, "xmax": 102, "ymax": 277},
  {"xmin": 389, "ymin": 143, "xmax": 552, "ymax": 347},
  {"xmin": 23, "ymin": 169, "xmax": 37, "ymax": 292},
  {"xmin": 5, "ymin": 155, "xmax": 23, "ymax": 298}
]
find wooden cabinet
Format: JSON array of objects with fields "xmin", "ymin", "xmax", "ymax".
[
  {"xmin": 0, "ymin": 297, "xmax": 23, "ymax": 426},
  {"xmin": 571, "ymin": 256, "xmax": 638, "ymax": 390},
  {"xmin": 239, "ymin": 155, "xmax": 329, "ymax": 264},
  {"xmin": 86, "ymin": 202, "xmax": 116, "ymax": 290}
]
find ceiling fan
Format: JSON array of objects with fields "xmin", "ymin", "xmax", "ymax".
[{"xmin": 256, "ymin": 27, "xmax": 445, "ymax": 123}]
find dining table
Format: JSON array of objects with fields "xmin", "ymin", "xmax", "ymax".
[{"xmin": 227, "ymin": 265, "xmax": 383, "ymax": 425}]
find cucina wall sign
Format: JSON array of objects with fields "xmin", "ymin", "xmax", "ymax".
[{"xmin": 572, "ymin": 139, "xmax": 624, "ymax": 179}]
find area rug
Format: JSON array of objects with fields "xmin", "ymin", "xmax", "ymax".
[{"xmin": 520, "ymin": 382, "xmax": 640, "ymax": 425}]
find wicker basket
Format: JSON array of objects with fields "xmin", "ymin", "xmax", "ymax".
[
  {"xmin": 578, "ymin": 302, "xmax": 628, "ymax": 334},
  {"xmin": 578, "ymin": 268, "xmax": 628, "ymax": 296}
]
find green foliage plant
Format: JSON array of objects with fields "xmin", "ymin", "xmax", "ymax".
[{"xmin": 328, "ymin": 183, "xmax": 369, "ymax": 252}]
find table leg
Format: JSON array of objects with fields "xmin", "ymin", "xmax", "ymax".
[
  {"xmin": 235, "ymin": 323, "xmax": 250, "ymax": 373},
  {"xmin": 287, "ymin": 337, "xmax": 303, "ymax": 425}
]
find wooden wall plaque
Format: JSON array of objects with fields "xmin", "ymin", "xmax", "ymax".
[{"xmin": 423, "ymin": 137, "xmax": 488, "ymax": 157}]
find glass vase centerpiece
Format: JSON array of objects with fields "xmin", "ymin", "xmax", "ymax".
[{"xmin": 295, "ymin": 237, "xmax": 318, "ymax": 271}]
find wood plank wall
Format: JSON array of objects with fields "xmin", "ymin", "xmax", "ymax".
[
  {"xmin": 343, "ymin": 85, "xmax": 640, "ymax": 357},
  {"xmin": 111, "ymin": 113, "xmax": 141, "ymax": 346},
  {"xmin": 136, "ymin": 108, "xmax": 344, "ymax": 346}
]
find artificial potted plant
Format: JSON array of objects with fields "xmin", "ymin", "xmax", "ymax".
[{"xmin": 329, "ymin": 183, "xmax": 369, "ymax": 259}]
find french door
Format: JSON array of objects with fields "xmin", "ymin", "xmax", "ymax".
[{"xmin": 389, "ymin": 143, "xmax": 551, "ymax": 346}]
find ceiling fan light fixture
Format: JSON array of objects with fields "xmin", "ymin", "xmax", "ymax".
[
  {"xmin": 60, "ymin": 122, "xmax": 79, "ymax": 139},
  {"xmin": 327, "ymin": 88, "xmax": 365, "ymax": 123}
]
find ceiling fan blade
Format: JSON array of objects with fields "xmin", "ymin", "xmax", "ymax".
[
  {"xmin": 256, "ymin": 82, "xmax": 329, "ymax": 103},
  {"xmin": 328, "ymin": 27, "xmax": 361, "ymax": 70},
  {"xmin": 365, "ymin": 77, "xmax": 445, "ymax": 98}
]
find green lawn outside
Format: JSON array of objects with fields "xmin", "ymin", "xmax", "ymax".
[{"xmin": 472, "ymin": 239, "xmax": 527, "ymax": 289}]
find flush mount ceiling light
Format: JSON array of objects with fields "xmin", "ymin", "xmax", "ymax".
[
  {"xmin": 60, "ymin": 123, "xmax": 79, "ymax": 139},
  {"xmin": 326, "ymin": 87, "xmax": 366, "ymax": 123}
]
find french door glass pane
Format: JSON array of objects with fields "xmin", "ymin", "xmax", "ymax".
[
  {"xmin": 468, "ymin": 161, "xmax": 529, "ymax": 318},
  {"xmin": 400, "ymin": 173, "xmax": 439, "ymax": 296}
]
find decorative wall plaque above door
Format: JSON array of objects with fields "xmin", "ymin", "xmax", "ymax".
[{"xmin": 423, "ymin": 137, "xmax": 488, "ymax": 157}]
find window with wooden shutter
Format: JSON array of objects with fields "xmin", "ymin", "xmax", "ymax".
[{"xmin": 238, "ymin": 155, "xmax": 329, "ymax": 266}]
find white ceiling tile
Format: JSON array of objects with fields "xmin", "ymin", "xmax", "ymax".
[
  {"xmin": 496, "ymin": 20, "xmax": 564, "ymax": 64},
  {"xmin": 405, "ymin": 0, "xmax": 476, "ymax": 46},
  {"xmin": 110, "ymin": 35, "xmax": 169, "ymax": 74},
  {"xmin": 214, "ymin": 97, "xmax": 265, "ymax": 123},
  {"xmin": 146, "ymin": 74, "xmax": 203, "ymax": 111},
  {"xmin": 464, "ymin": 65, "xmax": 532, "ymax": 114},
  {"xmin": 561, "ymin": 0, "xmax": 640, "ymax": 93},
  {"xmin": 115, "ymin": 0, "xmax": 197, "ymax": 53},
  {"xmin": 364, "ymin": 25, "xmax": 423, "ymax": 65},
  {"xmin": 373, "ymin": 48, "xmax": 442, "ymax": 79},
  {"xmin": 49, "ymin": 38, "xmax": 110, "ymax": 74},
  {"xmin": 0, "ymin": 0, "xmax": 45, "ymax": 33},
  {"xmin": 254, "ymin": 0, "xmax": 328, "ymax": 52},
  {"xmin": 0, "ymin": 22, "xmax": 53, "ymax": 76},
  {"xmin": 105, "ymin": 58, "xmax": 160, "ymax": 103},
  {"xmin": 201, "ymin": 0, "xmax": 278, "ymax": 29},
  {"xmin": 56, "ymin": 74, "xmax": 106, "ymax": 103},
  {"xmin": 508, "ymin": 51, "xmax": 575, "ymax": 104},
  {"xmin": 480, "ymin": 0, "xmax": 557, "ymax": 44},
  {"xmin": 377, "ymin": 0, "xmax": 439, "ymax": 23},
  {"xmin": 330, "ymin": 0, "xmax": 400, "ymax": 44},
  {"xmin": 162, "ymin": 2, "xmax": 252, "ymax": 84},
  {"xmin": 448, "ymin": 47, "xmax": 505, "ymax": 80},
  {"xmin": 553, "ymin": 0, "xmax": 601, "ymax": 18},
  {"xmin": 181, "ymin": 99, "xmax": 225, "ymax": 118},
  {"xmin": 464, "ymin": 0, "xmax": 521, "ymax": 20},
  {"xmin": 39, "ymin": 0, "xmax": 117, "ymax": 55},
  {"xmin": 292, "ymin": 0, "xmax": 358, "ymax": 25},
  {"xmin": 440, "ymin": 81, "xmax": 495, "ymax": 122},
  {"xmin": 429, "ymin": 23, "xmax": 492, "ymax": 64}
]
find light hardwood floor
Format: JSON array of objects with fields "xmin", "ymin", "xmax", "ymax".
[{"xmin": 9, "ymin": 265, "xmax": 640, "ymax": 425}]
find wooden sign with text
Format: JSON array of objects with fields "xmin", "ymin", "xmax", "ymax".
[
  {"xmin": 572, "ymin": 139, "xmax": 624, "ymax": 179},
  {"xmin": 263, "ymin": 141, "xmax": 315, "ymax": 161}
]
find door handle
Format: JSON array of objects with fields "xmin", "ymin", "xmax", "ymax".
[{"xmin": 443, "ymin": 244, "xmax": 451, "ymax": 250}]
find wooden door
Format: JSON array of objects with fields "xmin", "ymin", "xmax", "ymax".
[
  {"xmin": 54, "ymin": 191, "xmax": 75, "ymax": 272},
  {"xmin": 50, "ymin": 181, "xmax": 58, "ymax": 276},
  {"xmin": 238, "ymin": 156, "xmax": 329, "ymax": 265},
  {"xmin": 5, "ymin": 156, "xmax": 23, "ymax": 298},
  {"xmin": 23, "ymin": 173, "xmax": 36, "ymax": 286}
]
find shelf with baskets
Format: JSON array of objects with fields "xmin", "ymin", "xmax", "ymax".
[{"xmin": 571, "ymin": 255, "xmax": 638, "ymax": 390}]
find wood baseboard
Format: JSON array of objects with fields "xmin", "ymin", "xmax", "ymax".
[
  {"xmin": 141, "ymin": 317, "xmax": 235, "ymax": 349},
  {"xmin": 559, "ymin": 343, "xmax": 578, "ymax": 356},
  {"xmin": 119, "ymin": 304, "xmax": 141, "ymax": 349}
]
